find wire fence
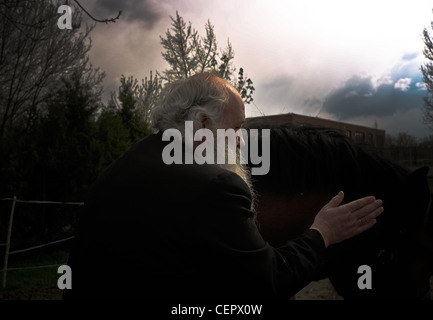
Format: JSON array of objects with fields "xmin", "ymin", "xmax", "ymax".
[{"xmin": 0, "ymin": 196, "xmax": 83, "ymax": 289}]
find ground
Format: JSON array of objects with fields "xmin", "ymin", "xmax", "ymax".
[
  {"xmin": 0, "ymin": 280, "xmax": 337, "ymax": 300},
  {"xmin": 296, "ymin": 278, "xmax": 343, "ymax": 300},
  {"xmin": 2, "ymin": 277, "xmax": 431, "ymax": 300},
  {"xmin": 0, "ymin": 286, "xmax": 62, "ymax": 300}
]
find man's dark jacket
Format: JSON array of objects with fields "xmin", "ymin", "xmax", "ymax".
[{"xmin": 64, "ymin": 132, "xmax": 327, "ymax": 300}]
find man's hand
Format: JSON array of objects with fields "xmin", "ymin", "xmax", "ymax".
[{"xmin": 310, "ymin": 191, "xmax": 384, "ymax": 247}]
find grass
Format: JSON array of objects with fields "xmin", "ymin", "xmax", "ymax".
[{"xmin": 0, "ymin": 243, "xmax": 70, "ymax": 294}]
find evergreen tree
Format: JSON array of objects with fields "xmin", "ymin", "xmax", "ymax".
[
  {"xmin": 109, "ymin": 75, "xmax": 157, "ymax": 143},
  {"xmin": 421, "ymin": 12, "xmax": 433, "ymax": 130},
  {"xmin": 35, "ymin": 71, "xmax": 102, "ymax": 201},
  {"xmin": 94, "ymin": 107, "xmax": 130, "ymax": 172},
  {"xmin": 159, "ymin": 11, "xmax": 255, "ymax": 104}
]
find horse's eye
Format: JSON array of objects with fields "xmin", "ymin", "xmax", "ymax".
[{"xmin": 377, "ymin": 249, "xmax": 395, "ymax": 264}]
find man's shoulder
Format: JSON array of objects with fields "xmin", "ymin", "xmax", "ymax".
[
  {"xmin": 94, "ymin": 132, "xmax": 251, "ymax": 195},
  {"xmin": 170, "ymin": 161, "xmax": 249, "ymax": 192},
  {"xmin": 208, "ymin": 167, "xmax": 251, "ymax": 195}
]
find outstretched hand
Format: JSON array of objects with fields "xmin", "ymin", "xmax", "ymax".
[{"xmin": 310, "ymin": 191, "xmax": 384, "ymax": 248}]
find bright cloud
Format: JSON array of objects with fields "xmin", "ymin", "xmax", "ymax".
[
  {"xmin": 416, "ymin": 82, "xmax": 427, "ymax": 90},
  {"xmin": 394, "ymin": 78, "xmax": 412, "ymax": 91}
]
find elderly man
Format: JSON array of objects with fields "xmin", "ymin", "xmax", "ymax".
[{"xmin": 64, "ymin": 72, "xmax": 383, "ymax": 300}]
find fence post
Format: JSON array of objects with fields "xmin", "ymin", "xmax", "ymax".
[{"xmin": 2, "ymin": 196, "xmax": 17, "ymax": 289}]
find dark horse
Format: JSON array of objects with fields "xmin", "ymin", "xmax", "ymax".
[{"xmin": 245, "ymin": 122, "xmax": 433, "ymax": 299}]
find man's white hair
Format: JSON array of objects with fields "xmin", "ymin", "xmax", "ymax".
[
  {"xmin": 152, "ymin": 72, "xmax": 256, "ymax": 210},
  {"xmin": 152, "ymin": 73, "xmax": 233, "ymax": 134}
]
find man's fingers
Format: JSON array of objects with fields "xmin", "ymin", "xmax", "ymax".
[
  {"xmin": 353, "ymin": 199, "xmax": 383, "ymax": 219},
  {"xmin": 326, "ymin": 191, "xmax": 345, "ymax": 208},
  {"xmin": 343, "ymin": 195, "xmax": 377, "ymax": 213},
  {"xmin": 370, "ymin": 202, "xmax": 384, "ymax": 218},
  {"xmin": 358, "ymin": 205, "xmax": 384, "ymax": 225},
  {"xmin": 357, "ymin": 218, "xmax": 378, "ymax": 234}
]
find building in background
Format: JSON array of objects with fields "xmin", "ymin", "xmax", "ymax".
[{"xmin": 245, "ymin": 113, "xmax": 385, "ymax": 148}]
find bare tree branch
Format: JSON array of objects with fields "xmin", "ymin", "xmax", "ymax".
[
  {"xmin": 0, "ymin": 1, "xmax": 104, "ymax": 138},
  {"xmin": 73, "ymin": 0, "xmax": 122, "ymax": 24}
]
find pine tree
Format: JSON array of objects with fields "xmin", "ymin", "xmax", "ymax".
[
  {"xmin": 159, "ymin": 11, "xmax": 254, "ymax": 104},
  {"xmin": 421, "ymin": 12, "xmax": 433, "ymax": 130},
  {"xmin": 109, "ymin": 74, "xmax": 160, "ymax": 142},
  {"xmin": 36, "ymin": 71, "xmax": 102, "ymax": 200}
]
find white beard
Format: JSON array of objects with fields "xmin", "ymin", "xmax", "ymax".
[
  {"xmin": 189, "ymin": 127, "xmax": 257, "ymax": 211},
  {"xmin": 215, "ymin": 141, "xmax": 256, "ymax": 211}
]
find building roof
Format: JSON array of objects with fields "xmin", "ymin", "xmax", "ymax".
[
  {"xmin": 245, "ymin": 112, "xmax": 385, "ymax": 147},
  {"xmin": 246, "ymin": 113, "xmax": 385, "ymax": 134}
]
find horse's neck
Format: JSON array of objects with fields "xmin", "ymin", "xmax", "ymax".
[{"xmin": 256, "ymin": 192, "xmax": 332, "ymax": 247}]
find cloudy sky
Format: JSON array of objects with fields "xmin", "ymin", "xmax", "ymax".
[{"xmin": 82, "ymin": 0, "xmax": 433, "ymax": 138}]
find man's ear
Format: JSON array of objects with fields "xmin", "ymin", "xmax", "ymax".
[{"xmin": 199, "ymin": 114, "xmax": 210, "ymax": 128}]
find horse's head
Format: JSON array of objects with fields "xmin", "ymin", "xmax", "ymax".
[
  {"xmin": 326, "ymin": 166, "xmax": 433, "ymax": 300},
  {"xmin": 246, "ymin": 122, "xmax": 433, "ymax": 299}
]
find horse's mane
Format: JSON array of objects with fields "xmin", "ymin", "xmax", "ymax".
[{"xmin": 245, "ymin": 122, "xmax": 410, "ymax": 199}]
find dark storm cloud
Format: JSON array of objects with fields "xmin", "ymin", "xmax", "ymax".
[
  {"xmin": 93, "ymin": 0, "xmax": 162, "ymax": 29},
  {"xmin": 322, "ymin": 57, "xmax": 426, "ymax": 120}
]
